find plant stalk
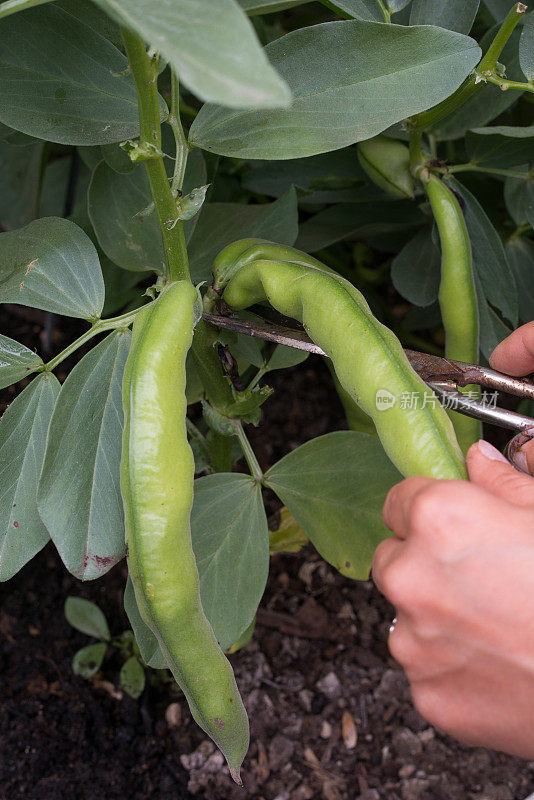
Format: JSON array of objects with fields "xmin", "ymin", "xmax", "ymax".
[
  {"xmin": 121, "ymin": 27, "xmax": 189, "ymax": 283},
  {"xmin": 410, "ymin": 2, "xmax": 527, "ymax": 131},
  {"xmin": 234, "ymin": 422, "xmax": 263, "ymax": 484}
]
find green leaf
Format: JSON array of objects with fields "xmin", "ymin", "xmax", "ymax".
[
  {"xmin": 466, "ymin": 126, "xmax": 534, "ymax": 168},
  {"xmin": 88, "ymin": 148, "xmax": 206, "ymax": 273},
  {"xmin": 391, "ymin": 227, "xmax": 441, "ymax": 307},
  {"xmin": 101, "ymin": 143, "xmax": 135, "ymax": 175},
  {"xmin": 506, "ymin": 238, "xmax": 534, "ymax": 326},
  {"xmin": 0, "ymin": 373, "xmax": 59, "ymax": 581},
  {"xmin": 56, "ymin": 0, "xmax": 123, "ymax": 46},
  {"xmin": 190, "ymin": 21, "xmax": 481, "ymax": 159},
  {"xmin": 0, "ymin": 217, "xmax": 105, "ymax": 319},
  {"xmin": 434, "ymin": 28, "xmax": 523, "ymax": 140},
  {"xmin": 0, "ymin": 140, "xmax": 44, "ymax": 230},
  {"xmin": 483, "ymin": 0, "xmax": 513, "ymax": 21},
  {"xmin": 188, "ymin": 188, "xmax": 299, "ymax": 282},
  {"xmin": 191, "ymin": 473, "xmax": 269, "ymax": 651},
  {"xmin": 474, "ymin": 272, "xmax": 512, "ymax": 359},
  {"xmin": 504, "ymin": 173, "xmax": 534, "ymax": 226},
  {"xmin": 0, "ymin": 5, "xmax": 163, "ymax": 145},
  {"xmin": 520, "ymin": 10, "xmax": 534, "ymax": 80},
  {"xmin": 64, "ymin": 596, "xmax": 111, "ymax": 640},
  {"xmin": 296, "ymin": 200, "xmax": 424, "ymax": 252},
  {"xmin": 265, "ymin": 344, "xmax": 309, "ymax": 372},
  {"xmin": 0, "ymin": 335, "xmax": 43, "ymax": 390},
  {"xmin": 450, "ymin": 179, "xmax": 518, "ymax": 328},
  {"xmin": 238, "ymin": 0, "xmax": 308, "ymax": 12},
  {"xmin": 102, "ymin": 259, "xmax": 149, "ymax": 316},
  {"xmin": 37, "ymin": 332, "xmax": 130, "ymax": 580},
  {"xmin": 89, "ymin": 163, "xmax": 164, "ymax": 274},
  {"xmin": 94, "ymin": 0, "xmax": 290, "ymax": 109},
  {"xmin": 243, "ymin": 149, "xmax": 378, "ymax": 206},
  {"xmin": 322, "ymin": 0, "xmax": 384, "ymax": 21},
  {"xmin": 124, "ymin": 576, "xmax": 166, "ymax": 669},
  {"xmin": 409, "ymin": 0, "xmax": 479, "ymax": 34},
  {"xmin": 265, "ymin": 431, "xmax": 401, "ymax": 579},
  {"xmin": 72, "ymin": 642, "xmax": 107, "ymax": 677},
  {"xmin": 388, "ymin": 0, "xmax": 412, "ymax": 10},
  {"xmin": 120, "ymin": 656, "xmax": 145, "ymax": 699}
]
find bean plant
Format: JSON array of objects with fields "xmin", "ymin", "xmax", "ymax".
[{"xmin": 1, "ymin": 0, "xmax": 533, "ymax": 780}]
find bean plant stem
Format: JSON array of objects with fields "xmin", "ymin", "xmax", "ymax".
[
  {"xmin": 121, "ymin": 27, "xmax": 189, "ymax": 283},
  {"xmin": 168, "ymin": 71, "xmax": 189, "ymax": 196},
  {"xmin": 191, "ymin": 319, "xmax": 236, "ymax": 410},
  {"xmin": 410, "ymin": 2, "xmax": 527, "ymax": 131},
  {"xmin": 234, "ymin": 421, "xmax": 264, "ymax": 484}
]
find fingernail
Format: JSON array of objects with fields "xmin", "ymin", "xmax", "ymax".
[
  {"xmin": 477, "ymin": 439, "xmax": 509, "ymax": 463},
  {"xmin": 514, "ymin": 447, "xmax": 529, "ymax": 474}
]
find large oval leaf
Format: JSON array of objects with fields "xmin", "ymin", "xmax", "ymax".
[
  {"xmin": 391, "ymin": 227, "xmax": 441, "ymax": 307},
  {"xmin": 520, "ymin": 10, "xmax": 534, "ymax": 80},
  {"xmin": 0, "ymin": 5, "xmax": 161, "ymax": 145},
  {"xmin": 190, "ymin": 21, "xmax": 481, "ymax": 159},
  {"xmin": 0, "ymin": 373, "xmax": 60, "ymax": 581},
  {"xmin": 188, "ymin": 188, "xmax": 299, "ymax": 282},
  {"xmin": 265, "ymin": 431, "xmax": 401, "ymax": 580},
  {"xmin": 466, "ymin": 125, "xmax": 534, "ymax": 169},
  {"xmin": 88, "ymin": 148, "xmax": 207, "ymax": 273},
  {"xmin": 191, "ymin": 473, "xmax": 269, "ymax": 651},
  {"xmin": 296, "ymin": 200, "xmax": 424, "ymax": 252},
  {"xmin": 450, "ymin": 179, "xmax": 518, "ymax": 329},
  {"xmin": 0, "ymin": 140, "xmax": 45, "ymax": 230},
  {"xmin": 0, "ymin": 217, "xmax": 105, "ymax": 319},
  {"xmin": 94, "ymin": 0, "xmax": 290, "ymax": 109},
  {"xmin": 38, "ymin": 331, "xmax": 130, "ymax": 580},
  {"xmin": 322, "ymin": 0, "xmax": 384, "ymax": 21},
  {"xmin": 506, "ymin": 238, "xmax": 534, "ymax": 326},
  {"xmin": 409, "ymin": 0, "xmax": 479, "ymax": 34},
  {"xmin": 88, "ymin": 163, "xmax": 164, "ymax": 274},
  {"xmin": 0, "ymin": 335, "xmax": 44, "ymax": 390}
]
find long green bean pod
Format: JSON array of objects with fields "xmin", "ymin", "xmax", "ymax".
[
  {"xmin": 212, "ymin": 241, "xmax": 467, "ymax": 481},
  {"xmin": 121, "ymin": 281, "xmax": 249, "ymax": 782},
  {"xmin": 424, "ymin": 173, "xmax": 481, "ymax": 455}
]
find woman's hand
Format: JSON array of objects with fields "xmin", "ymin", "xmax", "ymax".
[{"xmin": 372, "ymin": 321, "xmax": 534, "ymax": 758}]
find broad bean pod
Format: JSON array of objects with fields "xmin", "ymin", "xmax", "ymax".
[
  {"xmin": 212, "ymin": 241, "xmax": 467, "ymax": 481},
  {"xmin": 423, "ymin": 173, "xmax": 481, "ymax": 454},
  {"xmin": 121, "ymin": 281, "xmax": 249, "ymax": 782}
]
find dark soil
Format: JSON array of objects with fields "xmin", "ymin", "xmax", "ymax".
[{"xmin": 2, "ymin": 306, "xmax": 534, "ymax": 800}]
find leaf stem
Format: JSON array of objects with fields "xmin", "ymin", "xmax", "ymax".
[
  {"xmin": 410, "ymin": 2, "xmax": 527, "ymax": 131},
  {"xmin": 0, "ymin": 0, "xmax": 51, "ymax": 19},
  {"xmin": 234, "ymin": 421, "xmax": 263, "ymax": 484},
  {"xmin": 121, "ymin": 27, "xmax": 189, "ymax": 283},
  {"xmin": 481, "ymin": 73, "xmax": 534, "ymax": 93},
  {"xmin": 168, "ymin": 71, "xmax": 190, "ymax": 196},
  {"xmin": 437, "ymin": 163, "xmax": 531, "ymax": 179},
  {"xmin": 42, "ymin": 303, "xmax": 154, "ymax": 373},
  {"xmin": 376, "ymin": 0, "xmax": 391, "ymax": 22}
]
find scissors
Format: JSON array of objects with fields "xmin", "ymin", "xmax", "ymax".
[{"xmin": 203, "ymin": 311, "xmax": 534, "ymax": 475}]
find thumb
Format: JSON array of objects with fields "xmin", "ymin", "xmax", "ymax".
[{"xmin": 467, "ymin": 439, "xmax": 534, "ymax": 507}]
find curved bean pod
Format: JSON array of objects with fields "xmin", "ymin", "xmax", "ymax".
[
  {"xmin": 213, "ymin": 244, "xmax": 466, "ymax": 480},
  {"xmin": 121, "ymin": 281, "xmax": 249, "ymax": 782}
]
